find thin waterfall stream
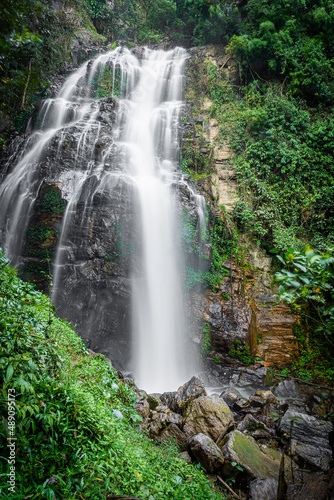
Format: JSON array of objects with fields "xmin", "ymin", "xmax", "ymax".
[{"xmin": 0, "ymin": 47, "xmax": 206, "ymax": 392}]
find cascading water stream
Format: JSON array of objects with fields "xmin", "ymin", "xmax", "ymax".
[{"xmin": 0, "ymin": 46, "xmax": 206, "ymax": 392}]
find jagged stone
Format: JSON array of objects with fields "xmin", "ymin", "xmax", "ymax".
[
  {"xmin": 233, "ymin": 398, "xmax": 251, "ymax": 412},
  {"xmin": 135, "ymin": 399, "xmax": 150, "ymax": 419},
  {"xmin": 188, "ymin": 433, "xmax": 224, "ymax": 473},
  {"xmin": 237, "ymin": 414, "xmax": 272, "ymax": 437},
  {"xmin": 160, "ymin": 391, "xmax": 176, "ymax": 408},
  {"xmin": 279, "ymin": 409, "xmax": 333, "ymax": 470},
  {"xmin": 249, "ymin": 390, "xmax": 277, "ymax": 408},
  {"xmin": 183, "ymin": 395, "xmax": 234, "ymax": 441},
  {"xmin": 249, "ymin": 478, "xmax": 278, "ymax": 500},
  {"xmin": 166, "ymin": 412, "xmax": 183, "ymax": 426},
  {"xmin": 272, "ymin": 379, "xmax": 300, "ymax": 399},
  {"xmin": 238, "ymin": 368, "xmax": 268, "ymax": 388},
  {"xmin": 171, "ymin": 376, "xmax": 207, "ymax": 415},
  {"xmin": 147, "ymin": 395, "xmax": 162, "ymax": 411},
  {"xmin": 149, "ymin": 412, "xmax": 168, "ymax": 436},
  {"xmin": 220, "ymin": 389, "xmax": 242, "ymax": 409}
]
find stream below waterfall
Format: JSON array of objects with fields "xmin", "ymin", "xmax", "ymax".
[{"xmin": 0, "ymin": 47, "xmax": 207, "ymax": 393}]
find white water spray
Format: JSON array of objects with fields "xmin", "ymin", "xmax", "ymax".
[{"xmin": 0, "ymin": 46, "xmax": 201, "ymax": 392}]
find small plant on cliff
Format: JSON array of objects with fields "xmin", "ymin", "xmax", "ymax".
[
  {"xmin": 201, "ymin": 322, "xmax": 212, "ymax": 357},
  {"xmin": 229, "ymin": 338, "xmax": 255, "ymax": 365},
  {"xmin": 37, "ymin": 186, "xmax": 66, "ymax": 214}
]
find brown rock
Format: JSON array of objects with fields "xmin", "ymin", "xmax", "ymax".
[
  {"xmin": 171, "ymin": 376, "xmax": 207, "ymax": 415},
  {"xmin": 188, "ymin": 433, "xmax": 224, "ymax": 473},
  {"xmin": 183, "ymin": 395, "xmax": 234, "ymax": 441}
]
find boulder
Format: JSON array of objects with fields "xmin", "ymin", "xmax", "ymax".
[
  {"xmin": 171, "ymin": 376, "xmax": 207, "ymax": 415},
  {"xmin": 157, "ymin": 423, "xmax": 187, "ymax": 449},
  {"xmin": 237, "ymin": 367, "xmax": 268, "ymax": 388},
  {"xmin": 183, "ymin": 395, "xmax": 234, "ymax": 442},
  {"xmin": 166, "ymin": 412, "xmax": 183, "ymax": 426},
  {"xmin": 188, "ymin": 433, "xmax": 224, "ymax": 473},
  {"xmin": 149, "ymin": 412, "xmax": 168, "ymax": 436},
  {"xmin": 279, "ymin": 409, "xmax": 333, "ymax": 470},
  {"xmin": 233, "ymin": 397, "xmax": 251, "ymax": 412},
  {"xmin": 237, "ymin": 414, "xmax": 272, "ymax": 437},
  {"xmin": 222, "ymin": 430, "xmax": 284, "ymax": 480},
  {"xmin": 249, "ymin": 390, "xmax": 277, "ymax": 408},
  {"xmin": 135, "ymin": 399, "xmax": 150, "ymax": 419},
  {"xmin": 220, "ymin": 389, "xmax": 241, "ymax": 409},
  {"xmin": 249, "ymin": 478, "xmax": 278, "ymax": 500},
  {"xmin": 160, "ymin": 391, "xmax": 176, "ymax": 408},
  {"xmin": 272, "ymin": 379, "xmax": 300, "ymax": 399}
]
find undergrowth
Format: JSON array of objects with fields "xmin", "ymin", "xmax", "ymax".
[{"xmin": 0, "ymin": 250, "xmax": 224, "ymax": 500}]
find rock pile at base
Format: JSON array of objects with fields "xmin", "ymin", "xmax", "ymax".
[{"xmin": 120, "ymin": 370, "xmax": 334, "ymax": 500}]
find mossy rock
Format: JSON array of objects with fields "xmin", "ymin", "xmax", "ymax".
[
  {"xmin": 183, "ymin": 395, "xmax": 234, "ymax": 442},
  {"xmin": 222, "ymin": 430, "xmax": 298, "ymax": 481}
]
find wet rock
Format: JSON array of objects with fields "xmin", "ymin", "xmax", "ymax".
[
  {"xmin": 279, "ymin": 409, "xmax": 333, "ymax": 470},
  {"xmin": 221, "ymin": 430, "xmax": 283, "ymax": 480},
  {"xmin": 249, "ymin": 478, "xmax": 278, "ymax": 500},
  {"xmin": 147, "ymin": 395, "xmax": 162, "ymax": 411},
  {"xmin": 237, "ymin": 414, "xmax": 272, "ymax": 437},
  {"xmin": 171, "ymin": 376, "xmax": 207, "ymax": 415},
  {"xmin": 155, "ymin": 405, "xmax": 169, "ymax": 413},
  {"xmin": 135, "ymin": 399, "xmax": 150, "ymax": 419},
  {"xmin": 166, "ymin": 412, "xmax": 183, "ymax": 426},
  {"xmin": 188, "ymin": 433, "xmax": 225, "ymax": 473},
  {"xmin": 183, "ymin": 395, "xmax": 234, "ymax": 442},
  {"xmin": 249, "ymin": 390, "xmax": 277, "ymax": 408},
  {"xmin": 158, "ymin": 424, "xmax": 187, "ymax": 449},
  {"xmin": 237, "ymin": 367, "xmax": 268, "ymax": 388},
  {"xmin": 160, "ymin": 391, "xmax": 176, "ymax": 408},
  {"xmin": 149, "ymin": 412, "xmax": 168, "ymax": 436},
  {"xmin": 273, "ymin": 379, "xmax": 300, "ymax": 399},
  {"xmin": 220, "ymin": 391, "xmax": 240, "ymax": 409},
  {"xmin": 233, "ymin": 398, "xmax": 251, "ymax": 412}
]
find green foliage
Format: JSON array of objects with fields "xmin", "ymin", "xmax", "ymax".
[
  {"xmin": 275, "ymin": 244, "xmax": 334, "ymax": 343},
  {"xmin": 0, "ymin": 0, "xmax": 86, "ymax": 138},
  {"xmin": 227, "ymin": 0, "xmax": 334, "ymax": 104},
  {"xmin": 229, "ymin": 338, "xmax": 255, "ymax": 365},
  {"xmin": 37, "ymin": 186, "xmax": 66, "ymax": 214},
  {"xmin": 176, "ymin": 0, "xmax": 241, "ymax": 45},
  {"xmin": 27, "ymin": 224, "xmax": 51, "ymax": 242},
  {"xmin": 207, "ymin": 75, "xmax": 334, "ymax": 252},
  {"xmin": 0, "ymin": 250, "xmax": 224, "ymax": 499},
  {"xmin": 274, "ymin": 244, "xmax": 334, "ymax": 383},
  {"xmin": 184, "ymin": 212, "xmax": 231, "ymax": 292},
  {"xmin": 201, "ymin": 322, "xmax": 211, "ymax": 357},
  {"xmin": 93, "ymin": 66, "xmax": 123, "ymax": 98}
]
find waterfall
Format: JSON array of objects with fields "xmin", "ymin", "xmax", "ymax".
[{"xmin": 0, "ymin": 46, "xmax": 204, "ymax": 392}]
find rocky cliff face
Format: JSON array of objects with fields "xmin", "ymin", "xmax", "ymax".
[{"xmin": 182, "ymin": 45, "xmax": 299, "ymax": 367}]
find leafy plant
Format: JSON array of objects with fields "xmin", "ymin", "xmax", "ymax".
[
  {"xmin": 275, "ymin": 244, "xmax": 334, "ymax": 339},
  {"xmin": 201, "ymin": 322, "xmax": 211, "ymax": 357},
  {"xmin": 0, "ymin": 249, "xmax": 225, "ymax": 500},
  {"xmin": 229, "ymin": 338, "xmax": 255, "ymax": 365}
]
